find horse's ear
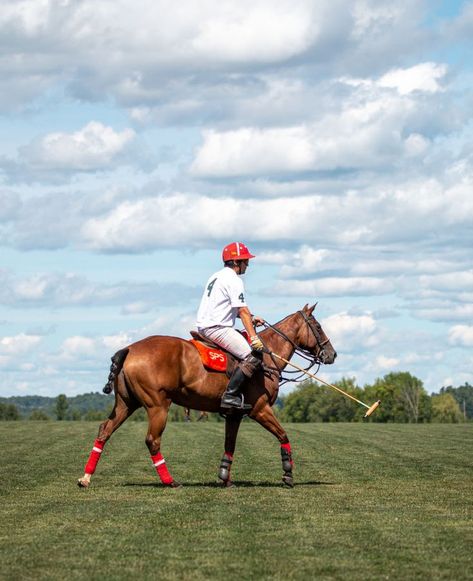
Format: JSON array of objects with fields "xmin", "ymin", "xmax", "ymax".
[
  {"xmin": 302, "ymin": 303, "xmax": 309, "ymax": 312},
  {"xmin": 308, "ymin": 303, "xmax": 317, "ymax": 315}
]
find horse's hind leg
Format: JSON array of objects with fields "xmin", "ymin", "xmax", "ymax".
[
  {"xmin": 252, "ymin": 405, "xmax": 294, "ymax": 488},
  {"xmin": 78, "ymin": 389, "xmax": 138, "ymax": 488},
  {"xmin": 218, "ymin": 414, "xmax": 243, "ymax": 487},
  {"xmin": 146, "ymin": 404, "xmax": 180, "ymax": 488}
]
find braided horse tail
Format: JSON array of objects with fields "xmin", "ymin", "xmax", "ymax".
[{"xmin": 103, "ymin": 348, "xmax": 129, "ymax": 394}]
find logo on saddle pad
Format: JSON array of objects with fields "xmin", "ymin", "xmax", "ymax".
[{"xmin": 189, "ymin": 340, "xmax": 227, "ymax": 372}]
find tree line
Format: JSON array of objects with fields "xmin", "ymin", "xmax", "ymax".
[
  {"xmin": 1, "ymin": 373, "xmax": 472, "ymax": 422},
  {"xmin": 278, "ymin": 373, "xmax": 472, "ymax": 423}
]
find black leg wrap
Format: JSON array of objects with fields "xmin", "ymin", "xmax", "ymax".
[
  {"xmin": 281, "ymin": 448, "xmax": 293, "ymax": 474},
  {"xmin": 218, "ymin": 455, "xmax": 233, "ymax": 482},
  {"xmin": 281, "ymin": 448, "xmax": 294, "ymax": 487}
]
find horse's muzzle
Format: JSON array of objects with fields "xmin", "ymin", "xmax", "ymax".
[{"xmin": 320, "ymin": 349, "xmax": 337, "ymax": 365}]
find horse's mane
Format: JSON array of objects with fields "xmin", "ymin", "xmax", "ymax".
[{"xmin": 259, "ymin": 311, "xmax": 298, "ymax": 338}]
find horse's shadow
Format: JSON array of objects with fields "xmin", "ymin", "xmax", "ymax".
[{"xmin": 123, "ymin": 480, "xmax": 336, "ymax": 488}]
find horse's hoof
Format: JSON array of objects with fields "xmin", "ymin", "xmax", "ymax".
[
  {"xmin": 77, "ymin": 478, "xmax": 90, "ymax": 488},
  {"xmin": 282, "ymin": 474, "xmax": 294, "ymax": 488},
  {"xmin": 168, "ymin": 480, "xmax": 182, "ymax": 489},
  {"xmin": 222, "ymin": 480, "xmax": 235, "ymax": 488}
]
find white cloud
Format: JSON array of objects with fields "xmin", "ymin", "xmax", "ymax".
[
  {"xmin": 280, "ymin": 246, "xmax": 330, "ymax": 278},
  {"xmin": 0, "ymin": 333, "xmax": 42, "ymax": 367},
  {"xmin": 57, "ymin": 333, "xmax": 132, "ymax": 362},
  {"xmin": 0, "ymin": 190, "xmax": 21, "ymax": 221},
  {"xmin": 77, "ymin": 166, "xmax": 473, "ymax": 253},
  {"xmin": 378, "ymin": 62, "xmax": 447, "ymax": 95},
  {"xmin": 0, "ymin": 0, "xmax": 442, "ymax": 121},
  {"xmin": 274, "ymin": 277, "xmax": 392, "ymax": 298},
  {"xmin": 412, "ymin": 303, "xmax": 473, "ymax": 323},
  {"xmin": 190, "ymin": 77, "xmax": 446, "ymax": 177},
  {"xmin": 0, "ymin": 0, "xmax": 52, "ymax": 34},
  {"xmin": 102, "ymin": 333, "xmax": 133, "ymax": 352},
  {"xmin": 448, "ymin": 325, "xmax": 473, "ymax": 347},
  {"xmin": 20, "ymin": 122, "xmax": 136, "ymax": 171},
  {"xmin": 190, "ymin": 1, "xmax": 316, "ymax": 63},
  {"xmin": 121, "ymin": 302, "xmax": 152, "ymax": 315},
  {"xmin": 60, "ymin": 336, "xmax": 96, "ymax": 359},
  {"xmin": 0, "ymin": 270, "xmax": 198, "ymax": 308},
  {"xmin": 191, "ymin": 127, "xmax": 314, "ymax": 177},
  {"xmin": 375, "ymin": 355, "xmax": 400, "ymax": 369},
  {"xmin": 0, "ymin": 0, "xmax": 322, "ymax": 111},
  {"xmin": 0, "ymin": 333, "xmax": 42, "ymax": 355},
  {"xmin": 322, "ymin": 312, "xmax": 378, "ymax": 352}
]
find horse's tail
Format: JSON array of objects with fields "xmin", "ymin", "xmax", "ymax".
[{"xmin": 103, "ymin": 348, "xmax": 130, "ymax": 394}]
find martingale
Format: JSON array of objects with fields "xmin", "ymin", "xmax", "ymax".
[{"xmin": 189, "ymin": 340, "xmax": 227, "ymax": 372}]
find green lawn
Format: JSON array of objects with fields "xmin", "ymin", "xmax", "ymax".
[{"xmin": 1, "ymin": 421, "xmax": 472, "ymax": 580}]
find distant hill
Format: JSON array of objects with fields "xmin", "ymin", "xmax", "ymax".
[{"xmin": 0, "ymin": 392, "xmax": 113, "ymax": 419}]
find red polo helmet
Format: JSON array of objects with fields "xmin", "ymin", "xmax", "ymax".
[{"xmin": 222, "ymin": 242, "xmax": 255, "ymax": 262}]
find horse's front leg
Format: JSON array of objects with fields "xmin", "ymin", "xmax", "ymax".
[
  {"xmin": 219, "ymin": 414, "xmax": 243, "ymax": 487},
  {"xmin": 251, "ymin": 404, "xmax": 294, "ymax": 487}
]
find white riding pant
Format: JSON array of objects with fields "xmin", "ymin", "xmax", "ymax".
[{"xmin": 197, "ymin": 326, "xmax": 252, "ymax": 360}]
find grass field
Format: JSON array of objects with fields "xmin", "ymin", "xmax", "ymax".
[{"xmin": 1, "ymin": 421, "xmax": 472, "ymax": 580}]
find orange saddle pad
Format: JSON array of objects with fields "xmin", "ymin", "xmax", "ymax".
[{"xmin": 189, "ymin": 340, "xmax": 227, "ymax": 372}]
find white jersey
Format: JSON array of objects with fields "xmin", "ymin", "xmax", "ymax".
[{"xmin": 196, "ymin": 267, "xmax": 247, "ymax": 329}]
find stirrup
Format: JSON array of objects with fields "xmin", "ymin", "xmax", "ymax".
[{"xmin": 220, "ymin": 393, "xmax": 252, "ymax": 411}]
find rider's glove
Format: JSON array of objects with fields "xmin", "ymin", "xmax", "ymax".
[{"xmin": 250, "ymin": 335, "xmax": 264, "ymax": 351}]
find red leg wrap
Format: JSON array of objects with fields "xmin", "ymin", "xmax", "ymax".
[
  {"xmin": 84, "ymin": 439, "xmax": 105, "ymax": 475},
  {"xmin": 151, "ymin": 452, "xmax": 174, "ymax": 485}
]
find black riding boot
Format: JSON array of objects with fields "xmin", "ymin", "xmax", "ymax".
[
  {"xmin": 221, "ymin": 366, "xmax": 251, "ymax": 411},
  {"xmin": 221, "ymin": 354, "xmax": 260, "ymax": 411}
]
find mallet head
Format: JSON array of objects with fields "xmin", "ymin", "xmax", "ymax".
[{"xmin": 363, "ymin": 400, "xmax": 381, "ymax": 418}]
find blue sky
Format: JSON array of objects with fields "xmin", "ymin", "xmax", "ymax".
[{"xmin": 1, "ymin": 0, "xmax": 472, "ymax": 397}]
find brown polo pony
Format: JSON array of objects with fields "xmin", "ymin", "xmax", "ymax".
[{"xmin": 78, "ymin": 304, "xmax": 336, "ymax": 488}]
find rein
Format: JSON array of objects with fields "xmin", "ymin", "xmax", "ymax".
[{"xmin": 261, "ymin": 310, "xmax": 325, "ymax": 386}]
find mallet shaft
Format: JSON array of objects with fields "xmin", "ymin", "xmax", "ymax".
[{"xmin": 271, "ymin": 352, "xmax": 372, "ymax": 410}]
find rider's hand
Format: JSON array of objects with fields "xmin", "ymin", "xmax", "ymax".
[
  {"xmin": 252, "ymin": 316, "xmax": 265, "ymax": 327},
  {"xmin": 250, "ymin": 335, "xmax": 264, "ymax": 351}
]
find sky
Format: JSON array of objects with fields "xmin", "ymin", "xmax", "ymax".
[{"xmin": 1, "ymin": 0, "xmax": 472, "ymax": 398}]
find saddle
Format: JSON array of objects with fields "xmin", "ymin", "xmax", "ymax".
[{"xmin": 189, "ymin": 331, "xmax": 249, "ymax": 376}]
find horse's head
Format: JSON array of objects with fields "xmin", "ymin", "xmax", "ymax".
[{"xmin": 296, "ymin": 304, "xmax": 337, "ymax": 365}]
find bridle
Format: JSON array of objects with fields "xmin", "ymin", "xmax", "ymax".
[{"xmin": 261, "ymin": 310, "xmax": 330, "ymax": 386}]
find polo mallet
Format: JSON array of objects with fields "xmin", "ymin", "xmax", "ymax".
[{"xmin": 270, "ymin": 352, "xmax": 380, "ymax": 418}]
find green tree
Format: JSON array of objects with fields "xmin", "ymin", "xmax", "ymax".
[
  {"xmin": 68, "ymin": 408, "xmax": 82, "ymax": 421},
  {"xmin": 83, "ymin": 409, "xmax": 106, "ymax": 421},
  {"xmin": 29, "ymin": 409, "xmax": 50, "ymax": 421},
  {"xmin": 0, "ymin": 403, "xmax": 21, "ymax": 420},
  {"xmin": 55, "ymin": 394, "xmax": 69, "ymax": 421},
  {"xmin": 280, "ymin": 380, "xmax": 318, "ymax": 422},
  {"xmin": 363, "ymin": 372, "xmax": 431, "ymax": 423},
  {"xmin": 440, "ymin": 383, "xmax": 473, "ymax": 420},
  {"xmin": 280, "ymin": 377, "xmax": 364, "ymax": 422},
  {"xmin": 431, "ymin": 393, "xmax": 463, "ymax": 423}
]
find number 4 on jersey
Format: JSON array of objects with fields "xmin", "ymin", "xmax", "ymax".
[{"xmin": 207, "ymin": 278, "xmax": 217, "ymax": 296}]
